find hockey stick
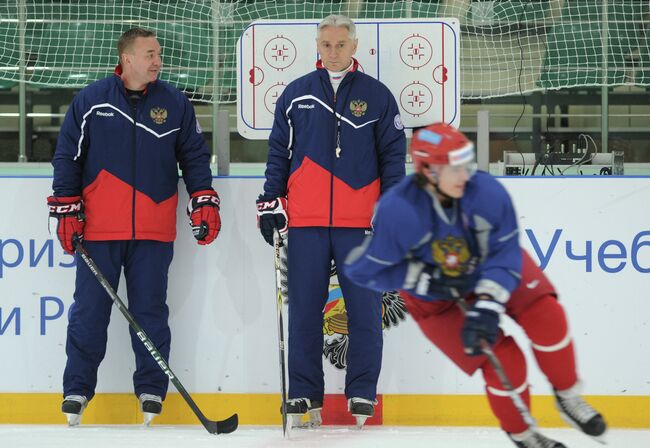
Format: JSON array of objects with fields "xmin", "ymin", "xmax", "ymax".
[
  {"xmin": 273, "ymin": 231, "xmax": 289, "ymax": 437},
  {"xmin": 453, "ymin": 291, "xmax": 537, "ymax": 429},
  {"xmin": 73, "ymin": 240, "xmax": 238, "ymax": 434}
]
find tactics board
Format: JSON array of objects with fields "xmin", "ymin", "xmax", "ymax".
[{"xmin": 236, "ymin": 18, "xmax": 461, "ymax": 139}]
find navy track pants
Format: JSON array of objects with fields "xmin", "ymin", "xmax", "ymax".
[
  {"xmin": 63, "ymin": 240, "xmax": 173, "ymax": 401},
  {"xmin": 287, "ymin": 227, "xmax": 383, "ymax": 402}
]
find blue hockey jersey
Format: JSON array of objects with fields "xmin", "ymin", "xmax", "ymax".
[{"xmin": 344, "ymin": 171, "xmax": 522, "ymax": 302}]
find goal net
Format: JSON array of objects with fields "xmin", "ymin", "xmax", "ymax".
[{"xmin": 0, "ymin": 0, "xmax": 648, "ymax": 103}]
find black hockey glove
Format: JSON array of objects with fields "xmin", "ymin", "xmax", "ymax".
[
  {"xmin": 256, "ymin": 196, "xmax": 288, "ymax": 246},
  {"xmin": 461, "ymin": 295, "xmax": 505, "ymax": 356}
]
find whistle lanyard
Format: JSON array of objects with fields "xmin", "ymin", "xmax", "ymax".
[
  {"xmin": 335, "ymin": 114, "xmax": 342, "ymax": 158},
  {"xmin": 333, "ymin": 80, "xmax": 353, "ymax": 159}
]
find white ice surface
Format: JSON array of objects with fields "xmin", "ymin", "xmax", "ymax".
[{"xmin": 1, "ymin": 425, "xmax": 648, "ymax": 448}]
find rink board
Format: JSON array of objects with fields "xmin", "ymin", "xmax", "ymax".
[
  {"xmin": 0, "ymin": 392, "xmax": 647, "ymax": 428},
  {"xmin": 1, "ymin": 176, "xmax": 649, "ymax": 426}
]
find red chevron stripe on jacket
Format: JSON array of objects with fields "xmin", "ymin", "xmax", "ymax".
[
  {"xmin": 52, "ymin": 70, "xmax": 213, "ymax": 241},
  {"xmin": 262, "ymin": 59, "xmax": 406, "ymax": 227}
]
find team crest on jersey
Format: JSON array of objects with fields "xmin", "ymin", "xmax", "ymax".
[
  {"xmin": 349, "ymin": 99, "xmax": 367, "ymax": 117},
  {"xmin": 322, "ymin": 262, "xmax": 407, "ymax": 369},
  {"xmin": 150, "ymin": 107, "xmax": 168, "ymax": 125},
  {"xmin": 432, "ymin": 236, "xmax": 472, "ymax": 277}
]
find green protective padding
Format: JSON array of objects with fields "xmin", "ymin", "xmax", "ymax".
[
  {"xmin": 0, "ymin": 0, "xmax": 648, "ymax": 100},
  {"xmin": 539, "ymin": 0, "xmax": 648, "ymax": 88}
]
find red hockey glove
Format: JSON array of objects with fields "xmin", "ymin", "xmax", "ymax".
[
  {"xmin": 187, "ymin": 189, "xmax": 221, "ymax": 245},
  {"xmin": 461, "ymin": 295, "xmax": 504, "ymax": 356},
  {"xmin": 47, "ymin": 195, "xmax": 84, "ymax": 254},
  {"xmin": 256, "ymin": 196, "xmax": 288, "ymax": 246}
]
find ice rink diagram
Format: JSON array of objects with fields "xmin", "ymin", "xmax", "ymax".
[{"xmin": 237, "ymin": 19, "xmax": 460, "ymax": 139}]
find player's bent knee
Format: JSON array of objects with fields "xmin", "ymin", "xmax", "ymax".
[
  {"xmin": 481, "ymin": 336, "xmax": 528, "ymax": 393},
  {"xmin": 517, "ymin": 295, "xmax": 570, "ymax": 347}
]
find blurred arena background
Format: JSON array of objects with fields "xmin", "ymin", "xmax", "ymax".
[{"xmin": 0, "ymin": 0, "xmax": 648, "ymax": 173}]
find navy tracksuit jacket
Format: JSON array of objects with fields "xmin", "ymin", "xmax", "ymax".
[{"xmin": 52, "ymin": 67, "xmax": 213, "ymax": 400}]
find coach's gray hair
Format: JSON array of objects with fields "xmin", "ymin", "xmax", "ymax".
[{"xmin": 317, "ymin": 14, "xmax": 357, "ymax": 40}]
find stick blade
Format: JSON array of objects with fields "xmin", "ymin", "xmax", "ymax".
[{"xmin": 204, "ymin": 413, "xmax": 238, "ymax": 434}]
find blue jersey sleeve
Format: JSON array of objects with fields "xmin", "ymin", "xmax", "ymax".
[
  {"xmin": 344, "ymin": 190, "xmax": 425, "ymax": 291},
  {"xmin": 374, "ymin": 85, "xmax": 406, "ymax": 193},
  {"xmin": 52, "ymin": 91, "xmax": 88, "ymax": 197},
  {"xmin": 262, "ymin": 88, "xmax": 292, "ymax": 198},
  {"xmin": 466, "ymin": 174, "xmax": 522, "ymax": 301},
  {"xmin": 176, "ymin": 93, "xmax": 213, "ymax": 194}
]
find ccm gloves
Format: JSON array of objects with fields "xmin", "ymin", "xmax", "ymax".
[
  {"xmin": 47, "ymin": 196, "xmax": 84, "ymax": 254},
  {"xmin": 187, "ymin": 189, "xmax": 221, "ymax": 245},
  {"xmin": 256, "ymin": 196, "xmax": 288, "ymax": 246}
]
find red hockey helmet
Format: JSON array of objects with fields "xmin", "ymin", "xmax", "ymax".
[{"xmin": 409, "ymin": 123, "xmax": 475, "ymax": 174}]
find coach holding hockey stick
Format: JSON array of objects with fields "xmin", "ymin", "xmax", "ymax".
[
  {"xmin": 47, "ymin": 27, "xmax": 223, "ymax": 426},
  {"xmin": 256, "ymin": 14, "xmax": 406, "ymax": 430}
]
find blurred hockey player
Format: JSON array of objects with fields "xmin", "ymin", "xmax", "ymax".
[
  {"xmin": 256, "ymin": 14, "xmax": 406, "ymax": 429},
  {"xmin": 345, "ymin": 123, "xmax": 607, "ymax": 447}
]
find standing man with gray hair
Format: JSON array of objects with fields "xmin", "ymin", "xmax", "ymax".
[{"xmin": 256, "ymin": 14, "xmax": 406, "ymax": 428}]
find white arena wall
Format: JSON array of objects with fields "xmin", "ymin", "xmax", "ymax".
[{"xmin": 0, "ymin": 175, "xmax": 648, "ymax": 427}]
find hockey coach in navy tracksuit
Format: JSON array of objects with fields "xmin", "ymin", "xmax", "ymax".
[
  {"xmin": 256, "ymin": 15, "xmax": 406, "ymax": 428},
  {"xmin": 47, "ymin": 28, "xmax": 221, "ymax": 426}
]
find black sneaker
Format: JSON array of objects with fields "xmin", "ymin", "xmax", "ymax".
[
  {"xmin": 507, "ymin": 429, "xmax": 567, "ymax": 448},
  {"xmin": 61, "ymin": 395, "xmax": 88, "ymax": 426},
  {"xmin": 554, "ymin": 383, "xmax": 607, "ymax": 439}
]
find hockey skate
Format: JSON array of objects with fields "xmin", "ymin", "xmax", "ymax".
[
  {"xmin": 348, "ymin": 397, "xmax": 377, "ymax": 429},
  {"xmin": 61, "ymin": 395, "xmax": 88, "ymax": 427},
  {"xmin": 554, "ymin": 383, "xmax": 607, "ymax": 443},
  {"xmin": 139, "ymin": 393, "xmax": 163, "ymax": 426},
  {"xmin": 507, "ymin": 429, "xmax": 567, "ymax": 448},
  {"xmin": 283, "ymin": 398, "xmax": 322, "ymax": 430}
]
